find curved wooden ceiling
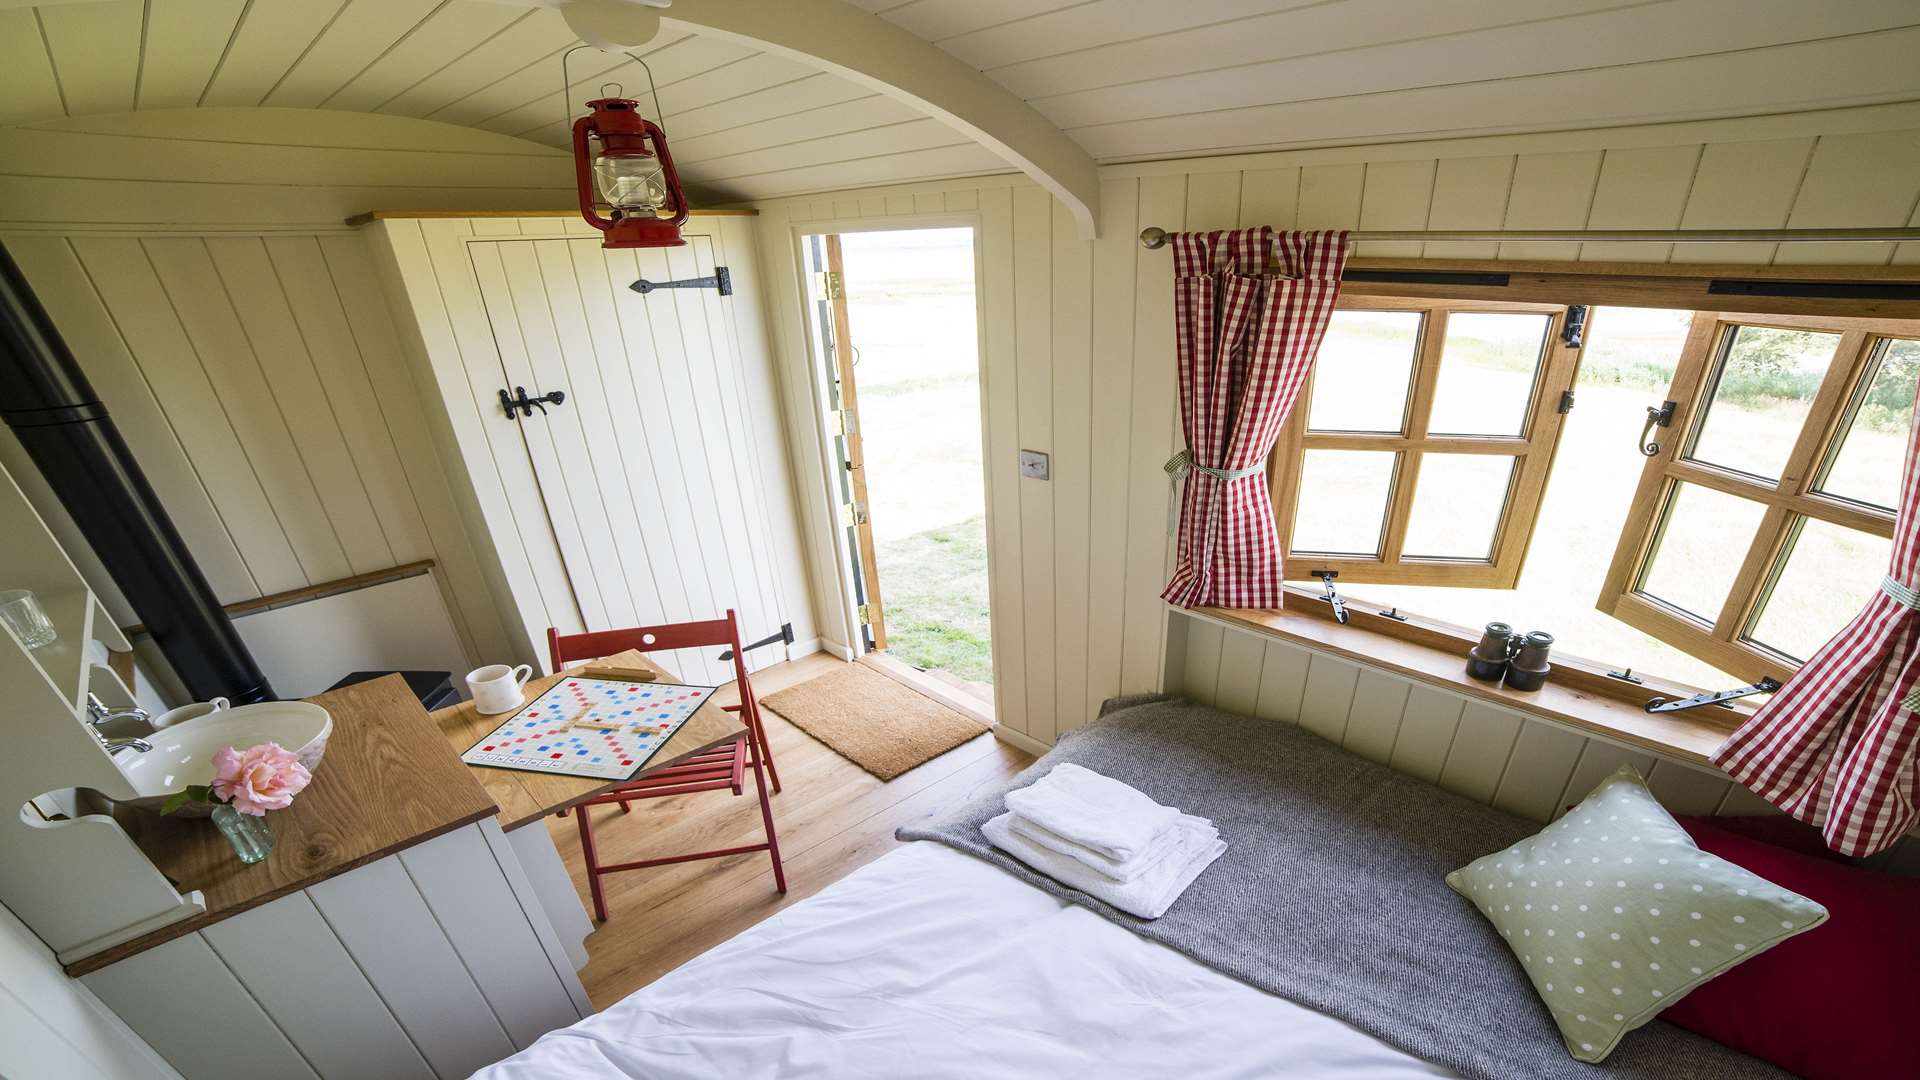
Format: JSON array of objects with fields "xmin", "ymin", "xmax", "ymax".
[{"xmin": 2, "ymin": 0, "xmax": 1918, "ymax": 204}]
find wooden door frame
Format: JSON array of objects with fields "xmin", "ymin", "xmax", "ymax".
[
  {"xmin": 783, "ymin": 213, "xmax": 991, "ymax": 665},
  {"xmin": 823, "ymin": 234, "xmax": 889, "ymax": 650}
]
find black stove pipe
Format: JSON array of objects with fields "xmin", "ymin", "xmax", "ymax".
[{"xmin": 0, "ymin": 242, "xmax": 273, "ymax": 704}]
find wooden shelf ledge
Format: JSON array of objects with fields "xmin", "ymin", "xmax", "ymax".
[{"xmin": 1185, "ymin": 604, "xmax": 1744, "ymax": 770}]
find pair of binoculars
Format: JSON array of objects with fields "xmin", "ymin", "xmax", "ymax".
[{"xmin": 1466, "ymin": 622, "xmax": 1554, "ymax": 692}]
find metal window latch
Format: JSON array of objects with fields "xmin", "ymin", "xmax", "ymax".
[
  {"xmin": 499, "ymin": 385, "xmax": 565, "ymax": 419},
  {"xmin": 1561, "ymin": 304, "xmax": 1590, "ymax": 348},
  {"xmin": 1313, "ymin": 570, "xmax": 1348, "ymax": 625},
  {"xmin": 1638, "ymin": 399, "xmax": 1677, "ymax": 456},
  {"xmin": 1557, "ymin": 389, "xmax": 1576, "ymax": 414},
  {"xmin": 630, "ymin": 266, "xmax": 733, "ymax": 296},
  {"xmin": 1644, "ymin": 676, "xmax": 1781, "ymax": 713}
]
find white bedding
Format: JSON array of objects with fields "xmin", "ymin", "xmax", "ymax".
[{"xmin": 477, "ymin": 842, "xmax": 1457, "ymax": 1079}]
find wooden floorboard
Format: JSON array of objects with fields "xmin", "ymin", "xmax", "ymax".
[{"xmin": 545, "ymin": 651, "xmax": 1034, "ymax": 1009}]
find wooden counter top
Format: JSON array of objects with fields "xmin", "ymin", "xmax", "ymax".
[
  {"xmin": 433, "ymin": 648, "xmax": 745, "ymax": 831},
  {"xmin": 71, "ymin": 675, "xmax": 497, "ymax": 977}
]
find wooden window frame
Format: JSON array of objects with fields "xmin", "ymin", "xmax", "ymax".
[
  {"xmin": 1597, "ymin": 311, "xmax": 1914, "ymax": 683},
  {"xmin": 1271, "ymin": 296, "xmax": 1582, "ymax": 587}
]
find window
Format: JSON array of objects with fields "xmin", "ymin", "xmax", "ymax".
[
  {"xmin": 1272, "ymin": 299, "xmax": 1580, "ymax": 587},
  {"xmin": 1599, "ymin": 314, "xmax": 1914, "ymax": 682},
  {"xmin": 1276, "ymin": 290, "xmax": 1920, "ymax": 692}
]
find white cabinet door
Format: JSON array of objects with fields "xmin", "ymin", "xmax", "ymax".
[{"xmin": 468, "ymin": 235, "xmax": 792, "ymax": 683}]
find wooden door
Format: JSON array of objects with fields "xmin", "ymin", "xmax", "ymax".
[
  {"xmin": 823, "ymin": 235, "xmax": 887, "ymax": 651},
  {"xmin": 468, "ymin": 234, "xmax": 791, "ymax": 683}
]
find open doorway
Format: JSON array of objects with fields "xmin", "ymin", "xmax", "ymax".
[{"xmin": 802, "ymin": 227, "xmax": 992, "ymax": 715}]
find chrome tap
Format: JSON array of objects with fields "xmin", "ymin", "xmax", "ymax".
[
  {"xmin": 103, "ymin": 737, "xmax": 153, "ymax": 756},
  {"xmin": 85, "ymin": 692, "xmax": 148, "ymax": 728}
]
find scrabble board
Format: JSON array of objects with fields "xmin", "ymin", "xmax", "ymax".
[{"xmin": 460, "ymin": 676, "xmax": 718, "ymax": 782}]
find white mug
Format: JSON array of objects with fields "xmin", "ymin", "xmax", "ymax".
[
  {"xmin": 153, "ymin": 697, "xmax": 229, "ymax": 730},
  {"xmin": 468, "ymin": 664, "xmax": 533, "ymax": 715}
]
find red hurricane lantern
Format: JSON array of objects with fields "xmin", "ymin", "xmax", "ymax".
[{"xmin": 572, "ymin": 96, "xmax": 688, "ymax": 249}]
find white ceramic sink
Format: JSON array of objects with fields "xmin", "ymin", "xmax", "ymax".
[{"xmin": 114, "ymin": 701, "xmax": 332, "ymax": 815}]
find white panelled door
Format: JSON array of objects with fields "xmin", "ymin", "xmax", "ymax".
[{"xmin": 468, "ymin": 234, "xmax": 791, "ymax": 684}]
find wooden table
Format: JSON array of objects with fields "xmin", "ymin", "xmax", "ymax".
[
  {"xmin": 433, "ymin": 648, "xmax": 746, "ymax": 831},
  {"xmin": 80, "ymin": 675, "xmax": 498, "ymax": 976}
]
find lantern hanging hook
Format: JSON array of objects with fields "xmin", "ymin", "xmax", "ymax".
[{"xmin": 560, "ymin": 44, "xmax": 666, "ymax": 128}]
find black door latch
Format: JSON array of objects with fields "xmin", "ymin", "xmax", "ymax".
[{"xmin": 500, "ymin": 386, "xmax": 565, "ymax": 419}]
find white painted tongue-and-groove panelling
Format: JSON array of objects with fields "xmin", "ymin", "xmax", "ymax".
[{"xmin": 6, "ymin": 1, "xmax": 1920, "ymax": 204}]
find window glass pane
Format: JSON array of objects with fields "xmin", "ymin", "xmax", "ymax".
[
  {"xmin": 1687, "ymin": 325, "xmax": 1840, "ymax": 480},
  {"xmin": 1402, "ymin": 454, "xmax": 1515, "ymax": 560},
  {"xmin": 1636, "ymin": 482, "xmax": 1767, "ymax": 623},
  {"xmin": 1817, "ymin": 338, "xmax": 1920, "ymax": 511},
  {"xmin": 1425, "ymin": 312, "xmax": 1551, "ymax": 437},
  {"xmin": 1306, "ymin": 311, "xmax": 1420, "ymax": 433},
  {"xmin": 1744, "ymin": 518, "xmax": 1889, "ymax": 663},
  {"xmin": 1291, "ymin": 449, "xmax": 1396, "ymax": 556}
]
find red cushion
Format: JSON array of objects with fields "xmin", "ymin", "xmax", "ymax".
[
  {"xmin": 1663, "ymin": 815, "xmax": 1917, "ymax": 1080},
  {"xmin": 1684, "ymin": 813, "xmax": 1852, "ymax": 863}
]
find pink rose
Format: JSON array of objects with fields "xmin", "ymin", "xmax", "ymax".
[{"xmin": 210, "ymin": 742, "xmax": 312, "ymax": 817}]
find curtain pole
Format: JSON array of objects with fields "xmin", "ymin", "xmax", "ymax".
[{"xmin": 1136, "ymin": 226, "xmax": 1920, "ymax": 249}]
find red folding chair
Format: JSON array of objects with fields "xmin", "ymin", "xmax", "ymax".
[{"xmin": 548, "ymin": 610, "xmax": 785, "ymax": 922}]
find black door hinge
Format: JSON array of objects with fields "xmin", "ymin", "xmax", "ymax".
[
  {"xmin": 630, "ymin": 266, "xmax": 732, "ymax": 296},
  {"xmin": 1557, "ymin": 389, "xmax": 1576, "ymax": 414}
]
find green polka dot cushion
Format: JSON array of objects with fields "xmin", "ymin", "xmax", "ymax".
[{"xmin": 1446, "ymin": 765, "xmax": 1828, "ymax": 1064}]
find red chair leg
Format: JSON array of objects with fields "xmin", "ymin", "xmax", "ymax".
[
  {"xmin": 749, "ymin": 738, "xmax": 787, "ymax": 894},
  {"xmin": 575, "ymin": 803, "xmax": 609, "ymax": 922},
  {"xmin": 618, "ymin": 798, "xmax": 631, "ymax": 813},
  {"xmin": 746, "ymin": 697, "xmax": 781, "ymax": 794}
]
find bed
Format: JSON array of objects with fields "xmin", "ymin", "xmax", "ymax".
[
  {"xmin": 474, "ymin": 840, "xmax": 1452, "ymax": 1079},
  {"xmin": 477, "ymin": 695, "xmax": 1781, "ymax": 1080}
]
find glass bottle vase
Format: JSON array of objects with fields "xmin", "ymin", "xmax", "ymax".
[{"xmin": 211, "ymin": 803, "xmax": 274, "ymax": 865}]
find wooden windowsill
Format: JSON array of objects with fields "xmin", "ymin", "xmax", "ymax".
[{"xmin": 1185, "ymin": 603, "xmax": 1747, "ymax": 770}]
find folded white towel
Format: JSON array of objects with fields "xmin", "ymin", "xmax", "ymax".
[
  {"xmin": 984, "ymin": 810, "xmax": 1226, "ymax": 919},
  {"xmin": 1007, "ymin": 811, "xmax": 1216, "ymax": 883},
  {"xmin": 1002, "ymin": 763, "xmax": 1183, "ymax": 865}
]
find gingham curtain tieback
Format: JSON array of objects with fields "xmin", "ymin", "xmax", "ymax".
[
  {"xmin": 1164, "ymin": 449, "xmax": 1265, "ymax": 533},
  {"xmin": 1875, "ymin": 577, "xmax": 1920, "ymax": 710},
  {"xmin": 1879, "ymin": 574, "xmax": 1920, "ymax": 610}
]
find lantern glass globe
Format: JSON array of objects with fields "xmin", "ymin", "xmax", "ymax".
[{"xmin": 593, "ymin": 153, "xmax": 669, "ymax": 213}]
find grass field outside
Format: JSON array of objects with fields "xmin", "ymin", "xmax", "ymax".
[{"xmin": 837, "ymin": 229, "xmax": 994, "ymax": 683}]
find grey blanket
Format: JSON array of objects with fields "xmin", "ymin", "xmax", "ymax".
[{"xmin": 898, "ymin": 695, "xmax": 1784, "ymax": 1080}]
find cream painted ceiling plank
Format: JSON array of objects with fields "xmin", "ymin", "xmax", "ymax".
[
  {"xmin": 680, "ymin": 115, "xmax": 965, "ymax": 180},
  {"xmin": 512, "ymin": 49, "xmax": 822, "ymax": 147},
  {"xmin": 879, "ymin": 0, "xmax": 1085, "ymax": 43},
  {"xmin": 662, "ymin": 70, "xmax": 875, "ymax": 142},
  {"xmin": 942, "ymin": 0, "xmax": 1308, "ymax": 72},
  {"xmin": 1784, "ymin": 130, "xmax": 1920, "ymax": 264},
  {"xmin": 264, "ymin": 0, "xmax": 445, "ymax": 109},
  {"xmin": 989, "ymin": 0, "xmax": 1627, "ymax": 101},
  {"xmin": 0, "ymin": 9, "xmax": 63, "ymax": 123},
  {"xmin": 29, "ymin": 106, "xmax": 568, "ymax": 157},
  {"xmin": 36, "ymin": 0, "xmax": 142, "ymax": 117},
  {"xmin": 1034, "ymin": 0, "xmax": 1920, "ymax": 130},
  {"xmin": 395, "ymin": 9, "xmax": 580, "ymax": 121},
  {"xmin": 664, "ymin": 0, "xmax": 1101, "ymax": 235},
  {"xmin": 670, "ymin": 94, "xmax": 916, "ymax": 162},
  {"xmin": 1069, "ymin": 28, "xmax": 1920, "ymax": 160},
  {"xmin": 323, "ymin": 1, "xmax": 525, "ymax": 113},
  {"xmin": 1672, "ymin": 137, "xmax": 1815, "ymax": 264},
  {"xmin": 138, "ymin": 0, "xmax": 248, "ymax": 110},
  {"xmin": 481, "ymin": 34, "xmax": 755, "ymax": 137},
  {"xmin": 683, "ymin": 141, "xmax": 1008, "ymax": 203},
  {"xmin": 201, "ymin": 0, "xmax": 351, "ymax": 107}
]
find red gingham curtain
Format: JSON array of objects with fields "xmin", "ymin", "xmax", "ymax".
[
  {"xmin": 1161, "ymin": 227, "xmax": 1350, "ymax": 609},
  {"xmin": 1712, "ymin": 396, "xmax": 1920, "ymax": 856}
]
